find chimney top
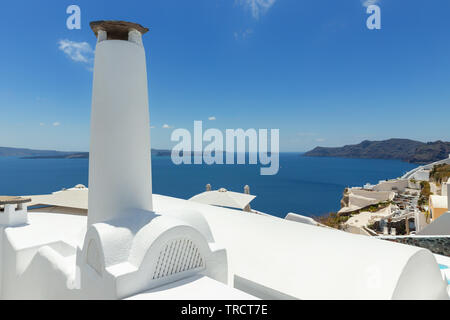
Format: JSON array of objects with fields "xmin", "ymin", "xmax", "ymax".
[
  {"xmin": 0, "ymin": 196, "xmax": 31, "ymax": 205},
  {"xmin": 90, "ymin": 20, "xmax": 149, "ymax": 40}
]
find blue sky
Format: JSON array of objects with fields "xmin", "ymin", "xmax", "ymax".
[{"xmin": 0, "ymin": 0, "xmax": 449, "ymax": 152}]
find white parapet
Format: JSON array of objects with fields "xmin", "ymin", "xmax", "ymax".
[
  {"xmin": 88, "ymin": 29, "xmax": 153, "ymax": 226},
  {"xmin": 285, "ymin": 212, "xmax": 320, "ymax": 226}
]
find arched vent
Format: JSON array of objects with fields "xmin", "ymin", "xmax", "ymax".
[{"xmin": 152, "ymin": 239, "xmax": 204, "ymax": 280}]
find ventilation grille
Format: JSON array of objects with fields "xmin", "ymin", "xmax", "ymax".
[{"xmin": 152, "ymin": 239, "xmax": 204, "ymax": 280}]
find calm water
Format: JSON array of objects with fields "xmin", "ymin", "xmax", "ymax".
[{"xmin": 0, "ymin": 154, "xmax": 417, "ymax": 218}]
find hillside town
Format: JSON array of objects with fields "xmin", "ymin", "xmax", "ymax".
[
  {"xmin": 334, "ymin": 155, "xmax": 450, "ymax": 236},
  {"xmin": 317, "ymin": 155, "xmax": 450, "ymax": 260}
]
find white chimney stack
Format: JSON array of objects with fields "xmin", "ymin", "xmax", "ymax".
[{"xmin": 88, "ymin": 21, "xmax": 152, "ymax": 226}]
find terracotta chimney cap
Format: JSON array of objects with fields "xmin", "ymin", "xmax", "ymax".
[{"xmin": 90, "ymin": 20, "xmax": 149, "ymax": 40}]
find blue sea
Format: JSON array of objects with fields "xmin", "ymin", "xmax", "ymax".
[{"xmin": 0, "ymin": 154, "xmax": 418, "ymax": 218}]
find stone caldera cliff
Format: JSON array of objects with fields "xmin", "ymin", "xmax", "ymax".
[{"xmin": 304, "ymin": 139, "xmax": 450, "ymax": 164}]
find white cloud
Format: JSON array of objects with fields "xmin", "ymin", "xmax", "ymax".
[
  {"xmin": 239, "ymin": 0, "xmax": 277, "ymax": 19},
  {"xmin": 315, "ymin": 138, "xmax": 325, "ymax": 143},
  {"xmin": 162, "ymin": 124, "xmax": 173, "ymax": 129},
  {"xmin": 53, "ymin": 122, "xmax": 61, "ymax": 127},
  {"xmin": 234, "ymin": 28, "xmax": 254, "ymax": 40},
  {"xmin": 362, "ymin": 0, "xmax": 380, "ymax": 7},
  {"xmin": 39, "ymin": 122, "xmax": 45, "ymax": 126},
  {"xmin": 58, "ymin": 39, "xmax": 94, "ymax": 65},
  {"xmin": 234, "ymin": 29, "xmax": 253, "ymax": 41},
  {"xmin": 208, "ymin": 116, "xmax": 216, "ymax": 121}
]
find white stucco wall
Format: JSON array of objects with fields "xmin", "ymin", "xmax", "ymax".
[
  {"xmin": 346, "ymin": 189, "xmax": 394, "ymax": 209},
  {"xmin": 443, "ymin": 182, "xmax": 449, "ymax": 198},
  {"xmin": 448, "ymin": 182, "xmax": 450, "ymax": 209},
  {"xmin": 417, "ymin": 212, "xmax": 450, "ymax": 236},
  {"xmin": 412, "ymin": 170, "xmax": 430, "ymax": 182},
  {"xmin": 348, "ymin": 194, "xmax": 379, "ymax": 208},
  {"xmin": 1, "ymin": 198, "xmax": 448, "ymax": 300},
  {"xmin": 0, "ymin": 204, "xmax": 28, "ymax": 227},
  {"xmin": 0, "ymin": 213, "xmax": 85, "ymax": 299},
  {"xmin": 153, "ymin": 195, "xmax": 449, "ymax": 300},
  {"xmin": 350, "ymin": 189, "xmax": 393, "ymax": 201},
  {"xmin": 414, "ymin": 210, "xmax": 427, "ymax": 233},
  {"xmin": 374, "ymin": 180, "xmax": 409, "ymax": 192}
]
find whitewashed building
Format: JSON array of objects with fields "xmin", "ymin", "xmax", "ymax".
[{"xmin": 0, "ymin": 20, "xmax": 448, "ymax": 300}]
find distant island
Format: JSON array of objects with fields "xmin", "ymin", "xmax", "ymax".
[
  {"xmin": 23, "ymin": 152, "xmax": 89, "ymax": 159},
  {"xmin": 304, "ymin": 139, "xmax": 450, "ymax": 164},
  {"xmin": 0, "ymin": 147, "xmax": 172, "ymax": 159}
]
